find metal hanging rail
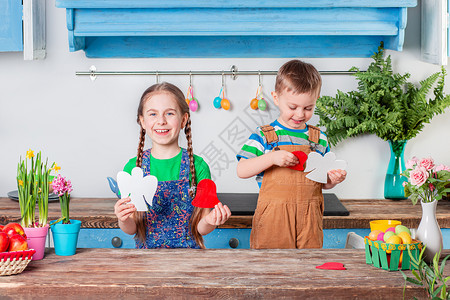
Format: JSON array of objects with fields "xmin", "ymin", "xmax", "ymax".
[{"xmin": 76, "ymin": 65, "xmax": 357, "ymax": 81}]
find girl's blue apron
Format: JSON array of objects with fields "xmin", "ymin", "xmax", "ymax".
[{"xmin": 135, "ymin": 148, "xmax": 199, "ymax": 249}]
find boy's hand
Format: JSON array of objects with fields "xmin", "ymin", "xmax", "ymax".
[
  {"xmin": 204, "ymin": 202, "xmax": 231, "ymax": 226},
  {"xmin": 271, "ymin": 150, "xmax": 299, "ymax": 167},
  {"xmin": 114, "ymin": 197, "xmax": 137, "ymax": 222},
  {"xmin": 327, "ymin": 169, "xmax": 347, "ymax": 185}
]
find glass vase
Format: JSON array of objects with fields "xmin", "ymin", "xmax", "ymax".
[{"xmin": 384, "ymin": 140, "xmax": 408, "ymax": 200}]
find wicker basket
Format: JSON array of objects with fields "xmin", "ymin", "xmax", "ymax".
[{"xmin": 0, "ymin": 249, "xmax": 36, "ymax": 276}]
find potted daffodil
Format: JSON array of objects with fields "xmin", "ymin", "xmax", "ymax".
[{"xmin": 17, "ymin": 149, "xmax": 55, "ymax": 260}]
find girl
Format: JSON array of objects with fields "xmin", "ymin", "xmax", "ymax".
[{"xmin": 114, "ymin": 82, "xmax": 231, "ymax": 249}]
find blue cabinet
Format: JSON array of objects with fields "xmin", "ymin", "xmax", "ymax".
[
  {"xmin": 55, "ymin": 0, "xmax": 417, "ymax": 58},
  {"xmin": 76, "ymin": 228, "xmax": 450, "ymax": 249},
  {"xmin": 76, "ymin": 228, "xmax": 374, "ymax": 249}
]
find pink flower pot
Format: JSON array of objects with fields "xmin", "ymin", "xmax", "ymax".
[{"xmin": 24, "ymin": 225, "xmax": 49, "ymax": 260}]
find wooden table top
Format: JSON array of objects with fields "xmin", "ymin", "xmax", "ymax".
[
  {"xmin": 1, "ymin": 248, "xmax": 437, "ymax": 299},
  {"xmin": 1, "ymin": 197, "xmax": 450, "ymax": 229}
]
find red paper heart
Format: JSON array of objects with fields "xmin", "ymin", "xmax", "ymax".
[
  {"xmin": 287, "ymin": 151, "xmax": 308, "ymax": 171},
  {"xmin": 315, "ymin": 262, "xmax": 346, "ymax": 270},
  {"xmin": 191, "ymin": 179, "xmax": 220, "ymax": 208}
]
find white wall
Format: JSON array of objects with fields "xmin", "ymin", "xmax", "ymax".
[{"xmin": 0, "ymin": 1, "xmax": 449, "ymax": 199}]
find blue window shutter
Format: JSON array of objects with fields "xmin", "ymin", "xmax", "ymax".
[{"xmin": 0, "ymin": 0, "xmax": 23, "ymax": 52}]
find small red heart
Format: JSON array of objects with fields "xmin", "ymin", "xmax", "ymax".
[
  {"xmin": 315, "ymin": 262, "xmax": 346, "ymax": 270},
  {"xmin": 287, "ymin": 151, "xmax": 308, "ymax": 171},
  {"xmin": 191, "ymin": 179, "xmax": 220, "ymax": 208}
]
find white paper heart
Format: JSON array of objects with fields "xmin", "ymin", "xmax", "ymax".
[
  {"xmin": 304, "ymin": 152, "xmax": 347, "ymax": 183},
  {"xmin": 117, "ymin": 167, "xmax": 158, "ymax": 211}
]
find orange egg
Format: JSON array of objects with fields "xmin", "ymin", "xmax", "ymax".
[
  {"xmin": 368, "ymin": 230, "xmax": 383, "ymax": 241},
  {"xmin": 250, "ymin": 98, "xmax": 259, "ymax": 110},
  {"xmin": 221, "ymin": 98, "xmax": 231, "ymax": 110},
  {"xmin": 185, "ymin": 98, "xmax": 190, "ymax": 105}
]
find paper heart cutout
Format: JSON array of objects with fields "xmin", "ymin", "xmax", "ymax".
[
  {"xmin": 191, "ymin": 179, "xmax": 220, "ymax": 208},
  {"xmin": 315, "ymin": 262, "xmax": 346, "ymax": 270},
  {"xmin": 117, "ymin": 167, "xmax": 158, "ymax": 211},
  {"xmin": 287, "ymin": 151, "xmax": 308, "ymax": 171}
]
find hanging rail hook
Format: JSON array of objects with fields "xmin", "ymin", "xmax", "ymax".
[
  {"xmin": 258, "ymin": 71, "xmax": 262, "ymax": 87},
  {"xmin": 231, "ymin": 65, "xmax": 238, "ymax": 80},
  {"xmin": 89, "ymin": 65, "xmax": 97, "ymax": 81},
  {"xmin": 189, "ymin": 71, "xmax": 193, "ymax": 86},
  {"xmin": 222, "ymin": 71, "xmax": 225, "ymax": 87},
  {"xmin": 155, "ymin": 71, "xmax": 159, "ymax": 83}
]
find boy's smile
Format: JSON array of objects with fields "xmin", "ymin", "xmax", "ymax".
[{"xmin": 272, "ymin": 89, "xmax": 319, "ymax": 130}]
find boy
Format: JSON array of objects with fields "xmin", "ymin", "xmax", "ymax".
[{"xmin": 236, "ymin": 60, "xmax": 346, "ymax": 249}]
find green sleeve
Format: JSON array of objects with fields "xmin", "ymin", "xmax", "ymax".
[
  {"xmin": 123, "ymin": 157, "xmax": 137, "ymax": 174},
  {"xmin": 193, "ymin": 155, "xmax": 211, "ymax": 184}
]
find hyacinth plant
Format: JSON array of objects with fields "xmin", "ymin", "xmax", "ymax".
[
  {"xmin": 51, "ymin": 174, "xmax": 73, "ymax": 224},
  {"xmin": 17, "ymin": 149, "xmax": 55, "ymax": 228},
  {"xmin": 402, "ymin": 157, "xmax": 450, "ymax": 205}
]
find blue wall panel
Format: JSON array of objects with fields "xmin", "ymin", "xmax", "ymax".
[{"xmin": 0, "ymin": 0, "xmax": 23, "ymax": 52}]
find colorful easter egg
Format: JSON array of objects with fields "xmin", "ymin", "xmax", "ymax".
[
  {"xmin": 250, "ymin": 98, "xmax": 259, "ymax": 110},
  {"xmin": 189, "ymin": 98, "xmax": 198, "ymax": 112},
  {"xmin": 221, "ymin": 98, "xmax": 231, "ymax": 110},
  {"xmin": 258, "ymin": 98, "xmax": 267, "ymax": 111},
  {"xmin": 185, "ymin": 98, "xmax": 191, "ymax": 105},
  {"xmin": 213, "ymin": 97, "xmax": 222, "ymax": 109}
]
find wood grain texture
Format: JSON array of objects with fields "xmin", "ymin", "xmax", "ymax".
[
  {"xmin": 1, "ymin": 198, "xmax": 449, "ymax": 229},
  {"xmin": 0, "ymin": 248, "xmax": 436, "ymax": 299}
]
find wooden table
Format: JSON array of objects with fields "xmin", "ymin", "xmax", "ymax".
[
  {"xmin": 1, "ymin": 197, "xmax": 450, "ymax": 229},
  {"xmin": 0, "ymin": 248, "xmax": 438, "ymax": 299}
]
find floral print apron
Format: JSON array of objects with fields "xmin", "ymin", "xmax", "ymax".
[{"xmin": 135, "ymin": 148, "xmax": 199, "ymax": 249}]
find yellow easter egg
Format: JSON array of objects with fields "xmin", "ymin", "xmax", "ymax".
[{"xmin": 397, "ymin": 231, "xmax": 412, "ymax": 244}]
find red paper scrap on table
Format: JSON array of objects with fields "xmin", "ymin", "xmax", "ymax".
[
  {"xmin": 315, "ymin": 262, "xmax": 346, "ymax": 270},
  {"xmin": 287, "ymin": 151, "xmax": 308, "ymax": 171},
  {"xmin": 191, "ymin": 179, "xmax": 220, "ymax": 208}
]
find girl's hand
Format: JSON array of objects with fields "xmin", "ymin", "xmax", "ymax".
[
  {"xmin": 204, "ymin": 202, "xmax": 231, "ymax": 226},
  {"xmin": 114, "ymin": 197, "xmax": 137, "ymax": 222},
  {"xmin": 327, "ymin": 169, "xmax": 347, "ymax": 185},
  {"xmin": 271, "ymin": 150, "xmax": 299, "ymax": 167}
]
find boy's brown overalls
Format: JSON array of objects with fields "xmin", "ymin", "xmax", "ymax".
[{"xmin": 250, "ymin": 124, "xmax": 324, "ymax": 249}]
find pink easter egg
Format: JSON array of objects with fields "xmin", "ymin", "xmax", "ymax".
[
  {"xmin": 189, "ymin": 98, "xmax": 198, "ymax": 112},
  {"xmin": 386, "ymin": 227, "xmax": 396, "ymax": 233},
  {"xmin": 377, "ymin": 232, "xmax": 385, "ymax": 241}
]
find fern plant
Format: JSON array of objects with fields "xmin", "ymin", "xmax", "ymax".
[{"xmin": 316, "ymin": 43, "xmax": 450, "ymax": 146}]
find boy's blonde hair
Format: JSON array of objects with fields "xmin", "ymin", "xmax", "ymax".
[{"xmin": 275, "ymin": 60, "xmax": 322, "ymax": 96}]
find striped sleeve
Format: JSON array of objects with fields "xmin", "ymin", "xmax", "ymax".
[{"xmin": 236, "ymin": 129, "xmax": 266, "ymax": 160}]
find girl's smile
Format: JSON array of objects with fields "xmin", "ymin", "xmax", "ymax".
[{"xmin": 139, "ymin": 92, "xmax": 188, "ymax": 158}]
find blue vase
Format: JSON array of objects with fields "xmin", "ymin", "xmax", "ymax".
[
  {"xmin": 50, "ymin": 219, "xmax": 81, "ymax": 256},
  {"xmin": 384, "ymin": 140, "xmax": 408, "ymax": 200}
]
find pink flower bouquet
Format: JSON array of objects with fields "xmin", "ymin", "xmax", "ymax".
[
  {"xmin": 402, "ymin": 157, "xmax": 450, "ymax": 205},
  {"xmin": 51, "ymin": 174, "xmax": 73, "ymax": 224}
]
